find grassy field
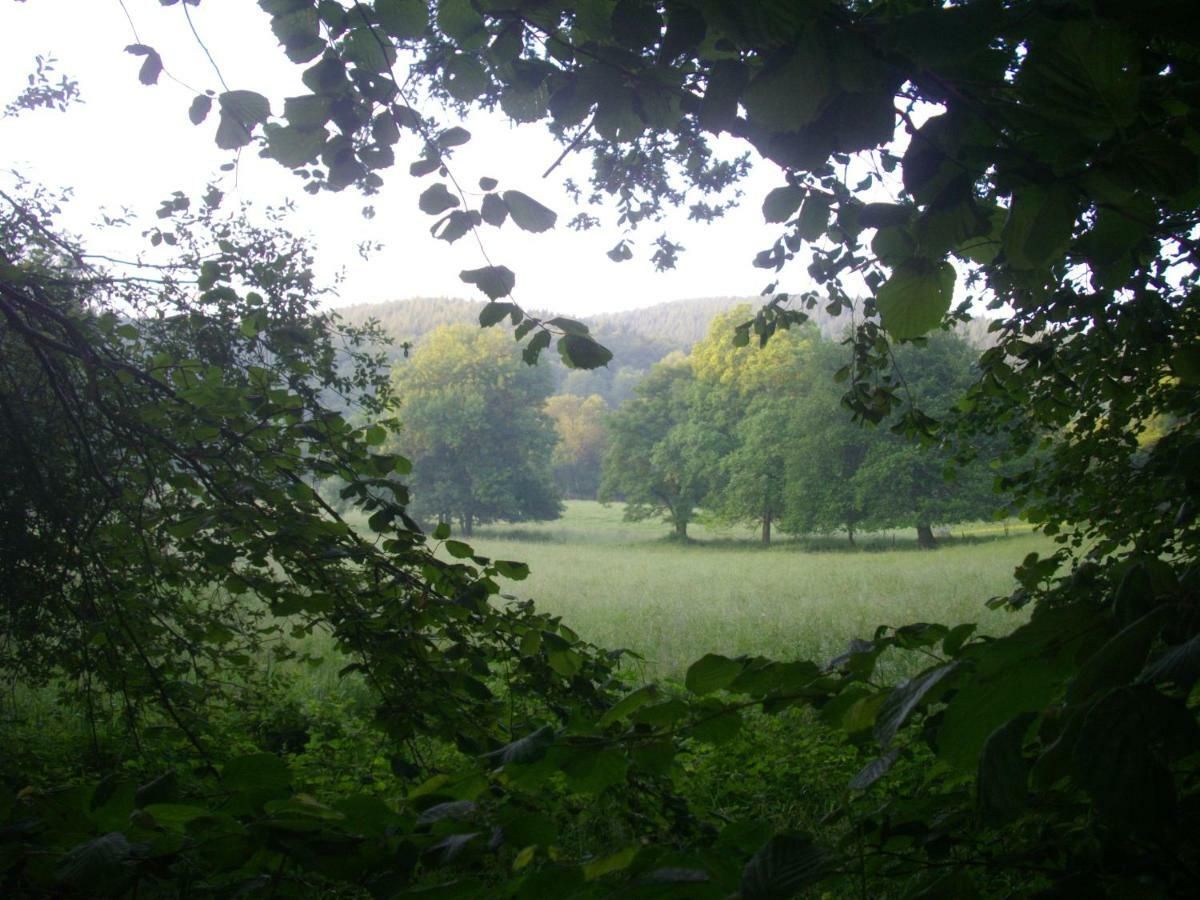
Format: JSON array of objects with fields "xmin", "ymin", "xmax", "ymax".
[{"xmin": 455, "ymin": 501, "xmax": 1049, "ymax": 679}]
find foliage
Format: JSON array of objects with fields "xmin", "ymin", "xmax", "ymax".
[
  {"xmin": 599, "ymin": 353, "xmax": 723, "ymax": 538},
  {"xmin": 4, "ymin": 0, "xmax": 1200, "ymax": 897},
  {"xmin": 545, "ymin": 393, "xmax": 610, "ymax": 499},
  {"xmin": 389, "ymin": 323, "xmax": 562, "ymax": 534}
]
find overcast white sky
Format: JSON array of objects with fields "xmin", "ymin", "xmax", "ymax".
[{"xmin": 1, "ymin": 0, "xmax": 805, "ymax": 316}]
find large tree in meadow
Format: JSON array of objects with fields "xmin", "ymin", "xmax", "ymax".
[
  {"xmin": 599, "ymin": 353, "xmax": 722, "ymax": 539},
  {"xmin": 391, "ymin": 323, "xmax": 561, "ymax": 535},
  {"xmin": 690, "ymin": 306, "xmax": 818, "ymax": 544},
  {"xmin": 853, "ymin": 333, "xmax": 1002, "ymax": 547},
  {"xmin": 781, "ymin": 338, "xmax": 874, "ymax": 545}
]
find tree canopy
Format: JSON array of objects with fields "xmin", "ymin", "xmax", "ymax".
[{"xmin": 390, "ymin": 323, "xmax": 562, "ymax": 533}]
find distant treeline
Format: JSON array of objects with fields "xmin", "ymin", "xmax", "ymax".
[
  {"xmin": 336, "ymin": 294, "xmax": 997, "ymax": 410},
  {"xmin": 336, "ymin": 302, "xmax": 1017, "ymax": 545}
]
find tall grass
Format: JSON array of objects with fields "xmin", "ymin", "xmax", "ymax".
[{"xmin": 458, "ymin": 501, "xmax": 1047, "ymax": 679}]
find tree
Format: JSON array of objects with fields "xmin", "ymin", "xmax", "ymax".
[
  {"xmin": 855, "ymin": 333, "xmax": 1002, "ymax": 547},
  {"xmin": 690, "ymin": 306, "xmax": 818, "ymax": 544},
  {"xmin": 544, "ymin": 392, "xmax": 609, "ymax": 498},
  {"xmin": 391, "ymin": 323, "xmax": 561, "ymax": 535},
  {"xmin": 781, "ymin": 339, "xmax": 873, "ymax": 544},
  {"xmin": 599, "ymin": 353, "xmax": 721, "ymax": 538}
]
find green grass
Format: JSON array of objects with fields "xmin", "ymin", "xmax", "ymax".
[{"xmin": 454, "ymin": 501, "xmax": 1049, "ymax": 679}]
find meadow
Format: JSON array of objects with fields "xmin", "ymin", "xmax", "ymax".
[{"xmin": 461, "ymin": 501, "xmax": 1048, "ymax": 679}]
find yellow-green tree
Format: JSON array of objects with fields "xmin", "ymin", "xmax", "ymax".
[
  {"xmin": 691, "ymin": 307, "xmax": 818, "ymax": 544},
  {"xmin": 390, "ymin": 324, "xmax": 561, "ymax": 535},
  {"xmin": 544, "ymin": 393, "xmax": 609, "ymax": 499}
]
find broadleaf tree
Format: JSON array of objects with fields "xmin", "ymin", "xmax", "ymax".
[{"xmin": 390, "ymin": 323, "xmax": 562, "ymax": 535}]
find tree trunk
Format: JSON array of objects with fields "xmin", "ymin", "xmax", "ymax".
[
  {"xmin": 462, "ymin": 510, "xmax": 474, "ymax": 538},
  {"xmin": 847, "ymin": 525, "xmax": 856, "ymax": 547},
  {"xmin": 917, "ymin": 523, "xmax": 937, "ymax": 549},
  {"xmin": 674, "ymin": 518, "xmax": 688, "ymax": 540},
  {"xmin": 761, "ymin": 510, "xmax": 772, "ymax": 546}
]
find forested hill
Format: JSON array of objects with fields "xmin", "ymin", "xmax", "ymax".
[
  {"xmin": 335, "ymin": 295, "xmax": 992, "ymax": 407},
  {"xmin": 336, "ymin": 294, "xmax": 858, "ymax": 350}
]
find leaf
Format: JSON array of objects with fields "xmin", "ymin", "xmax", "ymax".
[
  {"xmin": 461, "ymin": 266, "xmax": 516, "ymax": 300},
  {"xmin": 188, "ymin": 94, "xmax": 212, "ymax": 125},
  {"xmin": 502, "ymin": 190, "xmax": 557, "ymax": 233},
  {"xmin": 859, "ymin": 202, "xmax": 911, "ymax": 229},
  {"xmin": 493, "ymin": 560, "xmax": 529, "ymax": 580},
  {"xmin": 1073, "ymin": 688, "xmax": 1176, "ymax": 834},
  {"xmin": 546, "ymin": 317, "xmax": 589, "ymax": 336},
  {"xmin": 741, "ymin": 833, "xmax": 830, "ymax": 900},
  {"xmin": 796, "ymin": 195, "xmax": 830, "ymax": 242},
  {"xmin": 134, "ymin": 771, "xmax": 178, "ymax": 808},
  {"xmin": 561, "ymin": 746, "xmax": 628, "ymax": 795},
  {"xmin": 547, "ymin": 648, "xmax": 582, "ymax": 678},
  {"xmin": 599, "ymin": 684, "xmax": 659, "ymax": 727},
  {"xmin": 1171, "ymin": 346, "xmax": 1200, "ymax": 385},
  {"xmin": 125, "ymin": 44, "xmax": 163, "ymax": 85},
  {"xmin": 742, "ymin": 34, "xmax": 831, "ymax": 132},
  {"xmin": 485, "ymin": 725, "xmax": 555, "ymax": 765},
  {"xmin": 376, "ymin": 0, "xmax": 427, "ymax": 39},
  {"xmin": 411, "ymin": 156, "xmax": 441, "ymax": 177},
  {"xmin": 875, "ymin": 258, "xmax": 956, "ymax": 340},
  {"xmin": 1002, "ymin": 185, "xmax": 1079, "ymax": 269},
  {"xmin": 873, "ymin": 661, "xmax": 960, "ymax": 746},
  {"xmin": 848, "ymin": 749, "xmax": 900, "ymax": 791},
  {"xmin": 1138, "ymin": 634, "xmax": 1200, "ymax": 690},
  {"xmin": 522, "ymin": 329, "xmax": 551, "ymax": 365},
  {"xmin": 263, "ymin": 123, "xmax": 326, "ymax": 168},
  {"xmin": 417, "ymin": 799, "xmax": 477, "ymax": 825},
  {"xmin": 685, "ymin": 653, "xmax": 741, "ymax": 695},
  {"xmin": 557, "ymin": 334, "xmax": 613, "ymax": 370},
  {"xmin": 444, "ymin": 540, "xmax": 473, "ymax": 558},
  {"xmin": 481, "ymin": 192, "xmax": 509, "ymax": 226},
  {"xmin": 419, "ymin": 183, "xmax": 460, "ymax": 215},
  {"xmin": 977, "ymin": 713, "xmax": 1035, "ymax": 820},
  {"xmin": 443, "ymin": 55, "xmax": 489, "ymax": 103},
  {"xmin": 437, "ymin": 126, "xmax": 472, "ymax": 148},
  {"xmin": 700, "ymin": 60, "xmax": 749, "ymax": 133},
  {"xmin": 216, "ymin": 90, "xmax": 271, "ymax": 150},
  {"xmin": 762, "ymin": 186, "xmax": 803, "ymax": 224},
  {"xmin": 583, "ymin": 845, "xmax": 640, "ymax": 880},
  {"xmin": 1067, "ymin": 608, "xmax": 1167, "ymax": 704},
  {"xmin": 437, "ymin": 0, "xmax": 487, "ymax": 47},
  {"xmin": 607, "ymin": 240, "xmax": 633, "ymax": 262},
  {"xmin": 222, "ymin": 753, "xmax": 290, "ymax": 792},
  {"xmin": 55, "ymin": 832, "xmax": 133, "ymax": 890}
]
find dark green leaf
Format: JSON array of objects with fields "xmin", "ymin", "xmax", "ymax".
[
  {"xmin": 557, "ymin": 334, "xmax": 613, "ymax": 370},
  {"xmin": 461, "ymin": 266, "xmax": 516, "ymax": 301},
  {"xmin": 376, "ymin": 0, "xmax": 427, "ymax": 39},
  {"xmin": 977, "ymin": 713, "xmax": 1035, "ymax": 820},
  {"xmin": 875, "ymin": 258, "xmax": 956, "ymax": 339},
  {"xmin": 419, "ymin": 183, "xmax": 459, "ymax": 215},
  {"xmin": 502, "ymin": 190, "xmax": 557, "ymax": 233},
  {"xmin": 685, "ymin": 653, "xmax": 741, "ymax": 695},
  {"xmin": 762, "ymin": 186, "xmax": 803, "ymax": 224},
  {"xmin": 874, "ymin": 661, "xmax": 960, "ymax": 746},
  {"xmin": 741, "ymin": 833, "xmax": 830, "ymax": 900}
]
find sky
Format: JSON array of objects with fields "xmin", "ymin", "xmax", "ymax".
[{"xmin": 0, "ymin": 0, "xmax": 803, "ymax": 316}]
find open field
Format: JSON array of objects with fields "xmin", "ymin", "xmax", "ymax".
[{"xmin": 456, "ymin": 501, "xmax": 1049, "ymax": 679}]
